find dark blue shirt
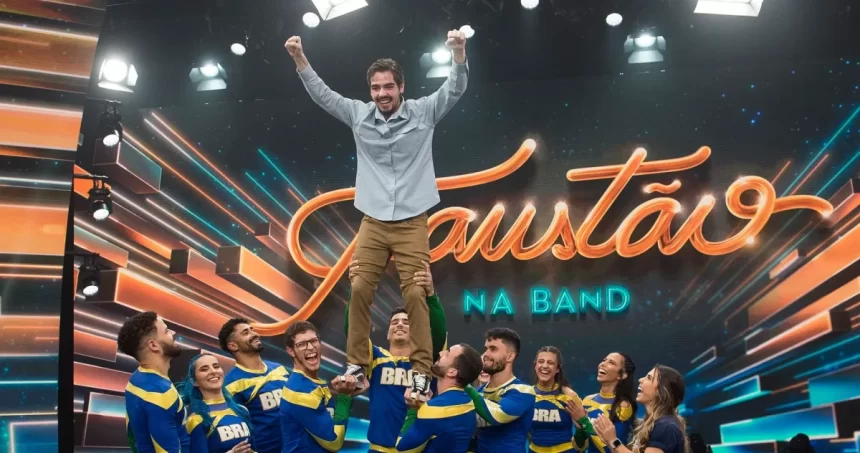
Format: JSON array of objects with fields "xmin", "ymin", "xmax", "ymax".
[{"xmin": 643, "ymin": 416, "xmax": 685, "ymax": 453}]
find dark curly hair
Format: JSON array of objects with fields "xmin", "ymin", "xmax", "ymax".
[
  {"xmin": 218, "ymin": 317, "xmax": 251, "ymax": 353},
  {"xmin": 285, "ymin": 321, "xmax": 319, "ymax": 349},
  {"xmin": 367, "ymin": 58, "xmax": 404, "ymax": 87},
  {"xmin": 485, "ymin": 327, "xmax": 521, "ymax": 357},
  {"xmin": 117, "ymin": 311, "xmax": 159, "ymax": 360}
]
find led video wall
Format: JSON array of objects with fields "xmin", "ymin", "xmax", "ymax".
[
  {"xmin": 0, "ymin": 0, "xmax": 106, "ymax": 452},
  {"xmin": 70, "ymin": 51, "xmax": 860, "ymax": 453}
]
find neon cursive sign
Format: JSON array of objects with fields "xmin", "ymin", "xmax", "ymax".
[{"xmin": 251, "ymin": 140, "xmax": 832, "ymax": 335}]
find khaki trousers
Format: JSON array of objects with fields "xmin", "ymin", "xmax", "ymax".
[{"xmin": 347, "ymin": 213, "xmax": 432, "ymax": 376}]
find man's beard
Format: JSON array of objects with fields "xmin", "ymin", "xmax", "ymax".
[
  {"xmin": 162, "ymin": 341, "xmax": 182, "ymax": 358},
  {"xmin": 430, "ymin": 363, "xmax": 447, "ymax": 378},
  {"xmin": 482, "ymin": 358, "xmax": 504, "ymax": 375},
  {"xmin": 241, "ymin": 342, "xmax": 264, "ymax": 354}
]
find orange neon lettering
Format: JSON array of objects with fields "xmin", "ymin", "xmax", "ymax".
[{"xmin": 251, "ymin": 140, "xmax": 833, "ymax": 335}]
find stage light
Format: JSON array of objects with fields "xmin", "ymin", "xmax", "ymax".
[
  {"xmin": 606, "ymin": 13, "xmax": 623, "ymax": 27},
  {"xmin": 695, "ymin": 0, "xmax": 764, "ymax": 17},
  {"xmin": 78, "ymin": 254, "xmax": 101, "ymax": 297},
  {"xmin": 460, "ymin": 25, "xmax": 475, "ymax": 38},
  {"xmin": 88, "ymin": 178, "xmax": 112, "ymax": 221},
  {"xmin": 189, "ymin": 62, "xmax": 227, "ymax": 91},
  {"xmin": 624, "ymin": 28, "xmax": 666, "ymax": 64},
  {"xmin": 746, "ymin": 236, "xmax": 756, "ymax": 245},
  {"xmin": 634, "ymin": 34, "xmax": 657, "ymax": 48},
  {"xmin": 97, "ymin": 58, "xmax": 138, "ymax": 93},
  {"xmin": 432, "ymin": 48, "xmax": 451, "ymax": 64},
  {"xmin": 521, "ymin": 0, "xmax": 539, "ymax": 9},
  {"xmin": 96, "ymin": 102, "xmax": 122, "ymax": 150},
  {"xmin": 311, "ymin": 0, "xmax": 368, "ymax": 21},
  {"xmin": 231, "ymin": 43, "xmax": 246, "ymax": 55},
  {"xmin": 200, "ymin": 63, "xmax": 219, "ymax": 77},
  {"xmin": 303, "ymin": 12, "xmax": 321, "ymax": 28}
]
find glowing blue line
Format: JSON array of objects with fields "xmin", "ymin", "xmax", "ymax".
[
  {"xmin": 0, "ymin": 380, "xmax": 57, "ymax": 385},
  {"xmin": 816, "ymin": 150, "xmax": 860, "ymax": 197},
  {"xmin": 766, "ymin": 400, "xmax": 807, "ymax": 412},
  {"xmin": 763, "ymin": 334, "xmax": 860, "ymax": 376},
  {"xmin": 245, "ymin": 172, "xmax": 294, "ymax": 217},
  {"xmin": 258, "ymin": 149, "xmax": 351, "ymax": 245},
  {"xmin": 145, "ymin": 119, "xmax": 267, "ymax": 222},
  {"xmin": 793, "ymin": 353, "xmax": 860, "ymax": 379},
  {"xmin": 712, "ymin": 225, "xmax": 807, "ymax": 315},
  {"xmin": 700, "ymin": 391, "xmax": 769, "ymax": 413},
  {"xmin": 159, "ymin": 191, "xmax": 239, "ymax": 246},
  {"xmin": 245, "ymin": 172, "xmax": 338, "ymax": 260},
  {"xmin": 257, "ymin": 149, "xmax": 310, "ymax": 202},
  {"xmin": 782, "ymin": 105, "xmax": 860, "ymax": 196}
]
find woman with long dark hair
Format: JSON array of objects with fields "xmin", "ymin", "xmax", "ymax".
[
  {"xmin": 529, "ymin": 346, "xmax": 581, "ymax": 453},
  {"xmin": 593, "ymin": 365, "xmax": 688, "ymax": 453},
  {"xmin": 564, "ymin": 352, "xmax": 638, "ymax": 453},
  {"xmin": 178, "ymin": 353, "xmax": 254, "ymax": 453}
]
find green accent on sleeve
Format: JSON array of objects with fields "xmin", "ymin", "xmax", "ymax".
[
  {"xmin": 573, "ymin": 416, "xmax": 596, "ymax": 446},
  {"xmin": 426, "ymin": 294, "xmax": 447, "ymax": 358},
  {"xmin": 127, "ymin": 428, "xmax": 139, "ymax": 453},
  {"xmin": 400, "ymin": 408, "xmax": 419, "ymax": 435},
  {"xmin": 344, "ymin": 292, "xmax": 350, "ymax": 337},
  {"xmin": 464, "ymin": 385, "xmax": 493, "ymax": 423},
  {"xmin": 333, "ymin": 394, "xmax": 353, "ymax": 423}
]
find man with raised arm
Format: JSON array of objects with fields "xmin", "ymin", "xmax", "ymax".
[{"xmin": 285, "ymin": 29, "xmax": 468, "ymax": 403}]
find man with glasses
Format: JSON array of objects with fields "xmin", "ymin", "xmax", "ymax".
[
  {"xmin": 218, "ymin": 318, "xmax": 289, "ymax": 453},
  {"xmin": 280, "ymin": 321, "xmax": 361, "ymax": 452}
]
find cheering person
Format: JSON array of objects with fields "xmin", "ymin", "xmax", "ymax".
[
  {"xmin": 529, "ymin": 346, "xmax": 582, "ymax": 453},
  {"xmin": 179, "ymin": 353, "xmax": 254, "ymax": 453},
  {"xmin": 286, "ymin": 28, "xmax": 469, "ymax": 402},
  {"xmin": 592, "ymin": 365, "xmax": 687, "ymax": 453},
  {"xmin": 566, "ymin": 352, "xmax": 637, "ymax": 453}
]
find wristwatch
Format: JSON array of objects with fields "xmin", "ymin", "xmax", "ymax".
[{"xmin": 611, "ymin": 439, "xmax": 624, "ymax": 449}]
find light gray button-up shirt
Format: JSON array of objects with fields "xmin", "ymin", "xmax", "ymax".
[{"xmin": 297, "ymin": 61, "xmax": 469, "ymax": 221}]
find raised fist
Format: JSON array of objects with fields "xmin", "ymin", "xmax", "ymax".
[
  {"xmin": 445, "ymin": 29, "xmax": 466, "ymax": 50},
  {"xmin": 285, "ymin": 36, "xmax": 304, "ymax": 58}
]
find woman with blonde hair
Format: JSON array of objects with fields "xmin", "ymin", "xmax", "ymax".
[{"xmin": 593, "ymin": 365, "xmax": 687, "ymax": 453}]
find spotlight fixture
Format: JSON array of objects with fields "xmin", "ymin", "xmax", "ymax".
[
  {"xmin": 606, "ymin": 13, "xmax": 623, "ymax": 27},
  {"xmin": 97, "ymin": 58, "xmax": 138, "ymax": 93},
  {"xmin": 96, "ymin": 102, "xmax": 122, "ymax": 149},
  {"xmin": 432, "ymin": 48, "xmax": 451, "ymax": 65},
  {"xmin": 521, "ymin": 0, "xmax": 539, "ymax": 9},
  {"xmin": 74, "ymin": 173, "xmax": 112, "ymax": 221},
  {"xmin": 624, "ymin": 28, "xmax": 666, "ymax": 64},
  {"xmin": 189, "ymin": 62, "xmax": 227, "ymax": 91},
  {"xmin": 419, "ymin": 50, "xmax": 451, "ymax": 79},
  {"xmin": 311, "ymin": 0, "xmax": 368, "ymax": 21},
  {"xmin": 230, "ymin": 43, "xmax": 246, "ymax": 56},
  {"xmin": 695, "ymin": 0, "xmax": 764, "ymax": 17},
  {"xmin": 459, "ymin": 25, "xmax": 475, "ymax": 38},
  {"xmin": 73, "ymin": 252, "xmax": 101, "ymax": 297},
  {"xmin": 303, "ymin": 12, "xmax": 321, "ymax": 28}
]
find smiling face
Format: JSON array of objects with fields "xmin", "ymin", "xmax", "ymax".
[
  {"xmin": 287, "ymin": 329, "xmax": 321, "ymax": 373},
  {"xmin": 637, "ymin": 367, "xmax": 659, "ymax": 405},
  {"xmin": 597, "ymin": 352, "xmax": 626, "ymax": 384},
  {"xmin": 369, "ymin": 71, "xmax": 403, "ymax": 115},
  {"xmin": 387, "ymin": 311, "xmax": 409, "ymax": 346},
  {"xmin": 482, "ymin": 338, "xmax": 511, "ymax": 375},
  {"xmin": 228, "ymin": 323, "xmax": 263, "ymax": 355},
  {"xmin": 194, "ymin": 354, "xmax": 224, "ymax": 393},
  {"xmin": 535, "ymin": 351, "xmax": 560, "ymax": 387}
]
